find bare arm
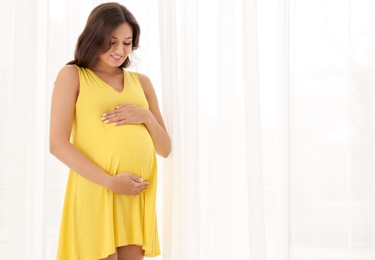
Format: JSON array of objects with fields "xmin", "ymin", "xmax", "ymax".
[
  {"xmin": 138, "ymin": 73, "xmax": 171, "ymax": 157},
  {"xmin": 49, "ymin": 65, "xmax": 148, "ymax": 194}
]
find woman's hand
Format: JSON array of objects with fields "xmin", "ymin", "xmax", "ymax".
[
  {"xmin": 105, "ymin": 172, "xmax": 149, "ymax": 195},
  {"xmin": 101, "ymin": 104, "xmax": 150, "ymax": 126}
]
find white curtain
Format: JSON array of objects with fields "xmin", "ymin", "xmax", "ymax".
[
  {"xmin": 1, "ymin": 0, "xmax": 374, "ymax": 259},
  {"xmin": 288, "ymin": 1, "xmax": 375, "ymax": 258},
  {"xmin": 158, "ymin": 0, "xmax": 265, "ymax": 259}
]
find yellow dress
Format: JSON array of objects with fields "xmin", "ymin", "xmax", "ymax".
[{"xmin": 57, "ymin": 66, "xmax": 160, "ymax": 259}]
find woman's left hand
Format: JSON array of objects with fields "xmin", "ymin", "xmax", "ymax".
[{"xmin": 101, "ymin": 104, "xmax": 150, "ymax": 126}]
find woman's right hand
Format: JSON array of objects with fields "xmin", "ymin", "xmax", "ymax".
[{"xmin": 105, "ymin": 172, "xmax": 149, "ymax": 195}]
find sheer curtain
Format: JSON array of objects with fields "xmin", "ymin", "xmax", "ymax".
[
  {"xmin": 1, "ymin": 0, "xmax": 375, "ymax": 259},
  {"xmin": 288, "ymin": 1, "xmax": 375, "ymax": 259},
  {"xmin": 159, "ymin": 0, "xmax": 375, "ymax": 259},
  {"xmin": 158, "ymin": 0, "xmax": 265, "ymax": 259}
]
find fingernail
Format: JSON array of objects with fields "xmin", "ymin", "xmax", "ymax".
[
  {"xmin": 140, "ymin": 178, "xmax": 143, "ymax": 182},
  {"xmin": 102, "ymin": 113, "xmax": 107, "ymax": 116},
  {"xmin": 101, "ymin": 117, "xmax": 105, "ymax": 120},
  {"xmin": 105, "ymin": 120, "xmax": 109, "ymax": 123}
]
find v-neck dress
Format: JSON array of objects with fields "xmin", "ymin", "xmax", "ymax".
[{"xmin": 57, "ymin": 66, "xmax": 160, "ymax": 259}]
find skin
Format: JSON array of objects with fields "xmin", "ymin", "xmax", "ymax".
[
  {"xmin": 100, "ymin": 245, "xmax": 144, "ymax": 260},
  {"xmin": 50, "ymin": 22, "xmax": 171, "ymax": 259}
]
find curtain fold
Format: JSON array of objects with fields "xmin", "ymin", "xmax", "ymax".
[
  {"xmin": 157, "ymin": 0, "xmax": 182, "ymax": 258},
  {"xmin": 0, "ymin": 0, "xmax": 45, "ymax": 258},
  {"xmin": 179, "ymin": 0, "xmax": 200, "ymax": 257},
  {"xmin": 159, "ymin": 0, "xmax": 266, "ymax": 259},
  {"xmin": 276, "ymin": 0, "xmax": 291, "ymax": 259},
  {"xmin": 158, "ymin": 0, "xmax": 201, "ymax": 258},
  {"xmin": 242, "ymin": 0, "xmax": 267, "ymax": 259}
]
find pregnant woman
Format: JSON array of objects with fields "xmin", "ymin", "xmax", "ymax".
[{"xmin": 49, "ymin": 3, "xmax": 171, "ymax": 260}]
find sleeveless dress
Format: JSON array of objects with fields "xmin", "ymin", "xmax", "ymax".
[{"xmin": 57, "ymin": 66, "xmax": 160, "ymax": 259}]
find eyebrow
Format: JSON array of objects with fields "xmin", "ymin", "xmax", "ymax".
[{"xmin": 111, "ymin": 36, "xmax": 133, "ymax": 40}]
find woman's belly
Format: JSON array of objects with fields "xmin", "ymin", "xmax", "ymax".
[{"xmin": 73, "ymin": 123, "xmax": 156, "ymax": 180}]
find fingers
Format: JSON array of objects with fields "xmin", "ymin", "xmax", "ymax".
[
  {"xmin": 134, "ymin": 181, "xmax": 149, "ymax": 190},
  {"xmin": 101, "ymin": 104, "xmax": 143, "ymax": 125},
  {"xmin": 101, "ymin": 113, "xmax": 123, "ymax": 123},
  {"xmin": 124, "ymin": 180, "xmax": 148, "ymax": 196},
  {"xmin": 103, "ymin": 104, "xmax": 130, "ymax": 116},
  {"xmin": 133, "ymin": 182, "xmax": 149, "ymax": 196},
  {"xmin": 101, "ymin": 110, "xmax": 129, "ymax": 125},
  {"xmin": 136, "ymin": 186, "xmax": 148, "ymax": 194},
  {"xmin": 137, "ymin": 182, "xmax": 149, "ymax": 189},
  {"xmin": 101, "ymin": 116, "xmax": 130, "ymax": 126},
  {"xmin": 101, "ymin": 105, "xmax": 125, "ymax": 121},
  {"xmin": 115, "ymin": 104, "xmax": 128, "ymax": 109},
  {"xmin": 102, "ymin": 108, "xmax": 122, "ymax": 117},
  {"xmin": 111, "ymin": 173, "xmax": 149, "ymax": 195},
  {"xmin": 131, "ymin": 176, "xmax": 149, "ymax": 195},
  {"xmin": 114, "ymin": 120, "xmax": 127, "ymax": 126},
  {"xmin": 132, "ymin": 176, "xmax": 145, "ymax": 183}
]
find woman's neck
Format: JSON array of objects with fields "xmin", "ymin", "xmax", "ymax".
[{"xmin": 91, "ymin": 63, "xmax": 122, "ymax": 75}]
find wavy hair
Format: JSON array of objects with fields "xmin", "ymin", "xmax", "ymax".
[{"xmin": 67, "ymin": 2, "xmax": 140, "ymax": 68}]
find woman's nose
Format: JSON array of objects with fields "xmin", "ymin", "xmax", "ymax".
[{"xmin": 114, "ymin": 43, "xmax": 124, "ymax": 54}]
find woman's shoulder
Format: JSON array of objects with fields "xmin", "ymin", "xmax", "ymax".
[
  {"xmin": 55, "ymin": 65, "xmax": 80, "ymax": 89},
  {"xmin": 58, "ymin": 64, "xmax": 79, "ymax": 78},
  {"xmin": 135, "ymin": 72, "xmax": 149, "ymax": 81},
  {"xmin": 135, "ymin": 72, "xmax": 153, "ymax": 91}
]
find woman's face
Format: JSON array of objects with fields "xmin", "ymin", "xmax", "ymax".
[{"xmin": 98, "ymin": 22, "xmax": 133, "ymax": 68}]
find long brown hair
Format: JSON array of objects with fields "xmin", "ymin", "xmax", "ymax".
[{"xmin": 67, "ymin": 2, "xmax": 140, "ymax": 69}]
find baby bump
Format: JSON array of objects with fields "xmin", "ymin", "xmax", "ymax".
[{"xmin": 75, "ymin": 124, "xmax": 156, "ymax": 180}]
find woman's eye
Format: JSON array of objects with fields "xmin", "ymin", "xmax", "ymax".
[
  {"xmin": 111, "ymin": 42, "xmax": 116, "ymax": 45},
  {"xmin": 124, "ymin": 42, "xmax": 131, "ymax": 46}
]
